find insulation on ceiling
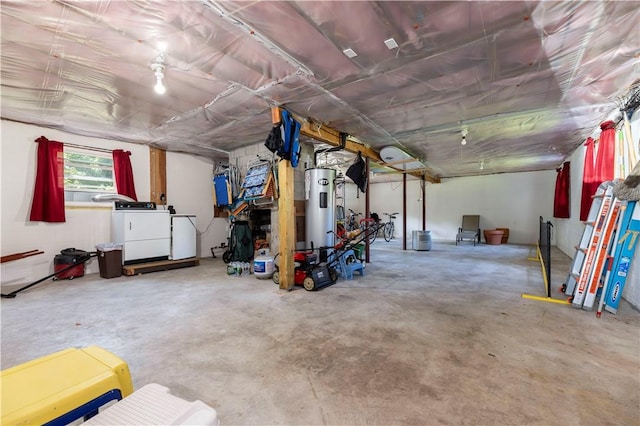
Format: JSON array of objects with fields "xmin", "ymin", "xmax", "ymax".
[{"xmin": 1, "ymin": 1, "xmax": 639, "ymax": 178}]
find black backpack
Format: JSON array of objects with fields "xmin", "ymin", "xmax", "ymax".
[
  {"xmin": 346, "ymin": 152, "xmax": 367, "ymax": 193},
  {"xmin": 264, "ymin": 123, "xmax": 283, "ymax": 153}
]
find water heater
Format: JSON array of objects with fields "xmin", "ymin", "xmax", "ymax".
[{"xmin": 305, "ymin": 168, "xmax": 336, "ymax": 257}]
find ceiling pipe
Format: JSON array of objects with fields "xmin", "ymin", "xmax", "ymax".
[{"xmin": 313, "ymin": 131, "xmax": 347, "ymax": 167}]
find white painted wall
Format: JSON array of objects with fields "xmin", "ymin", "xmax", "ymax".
[
  {"xmin": 341, "ymin": 181, "xmax": 366, "ymax": 223},
  {"xmin": 166, "ymin": 151, "xmax": 228, "ymax": 257},
  {"xmin": 1, "ymin": 120, "xmax": 224, "ymax": 287},
  {"xmin": 370, "ymin": 170, "xmax": 556, "ymax": 245}
]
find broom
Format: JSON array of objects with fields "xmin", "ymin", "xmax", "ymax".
[{"xmin": 613, "ymin": 160, "xmax": 640, "ymax": 201}]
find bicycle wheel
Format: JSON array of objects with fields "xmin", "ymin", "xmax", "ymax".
[
  {"xmin": 364, "ymin": 222, "xmax": 377, "ymax": 244},
  {"xmin": 384, "ymin": 222, "xmax": 394, "ymax": 242}
]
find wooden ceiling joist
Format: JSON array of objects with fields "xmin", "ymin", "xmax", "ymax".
[
  {"xmin": 275, "ymin": 107, "xmax": 440, "ymax": 183},
  {"xmin": 299, "ymin": 118, "xmax": 382, "ymax": 163}
]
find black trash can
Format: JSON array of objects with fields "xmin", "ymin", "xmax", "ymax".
[{"xmin": 96, "ymin": 243, "xmax": 123, "ymax": 278}]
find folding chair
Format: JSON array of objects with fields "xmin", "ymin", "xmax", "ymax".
[{"xmin": 456, "ymin": 215, "xmax": 480, "ymax": 246}]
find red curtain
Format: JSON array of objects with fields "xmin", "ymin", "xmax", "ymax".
[
  {"xmin": 29, "ymin": 136, "xmax": 66, "ymax": 222},
  {"xmin": 554, "ymin": 161, "xmax": 570, "ymax": 218},
  {"xmin": 595, "ymin": 120, "xmax": 616, "ymax": 182},
  {"xmin": 112, "ymin": 149, "xmax": 138, "ymax": 201},
  {"xmin": 580, "ymin": 137, "xmax": 599, "ymax": 221},
  {"xmin": 580, "ymin": 121, "xmax": 617, "ymax": 220}
]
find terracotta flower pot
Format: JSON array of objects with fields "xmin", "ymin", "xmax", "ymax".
[
  {"xmin": 496, "ymin": 228, "xmax": 510, "ymax": 244},
  {"xmin": 484, "ymin": 229, "xmax": 504, "ymax": 245}
]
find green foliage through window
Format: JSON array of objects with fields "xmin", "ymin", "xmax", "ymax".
[{"xmin": 64, "ymin": 150, "xmax": 115, "ymax": 192}]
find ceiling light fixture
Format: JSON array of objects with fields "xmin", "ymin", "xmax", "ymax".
[
  {"xmin": 343, "ymin": 48, "xmax": 358, "ymax": 58},
  {"xmin": 150, "ymin": 53, "xmax": 166, "ymax": 95},
  {"xmin": 480, "ymin": 161, "xmax": 484, "ymax": 170},
  {"xmin": 384, "ymin": 38, "xmax": 398, "ymax": 49},
  {"xmin": 461, "ymin": 128, "xmax": 468, "ymax": 145}
]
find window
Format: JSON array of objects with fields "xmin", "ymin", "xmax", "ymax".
[{"xmin": 64, "ymin": 149, "xmax": 115, "ymax": 202}]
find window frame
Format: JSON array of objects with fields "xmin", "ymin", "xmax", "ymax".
[{"xmin": 63, "ymin": 147, "xmax": 116, "ymax": 204}]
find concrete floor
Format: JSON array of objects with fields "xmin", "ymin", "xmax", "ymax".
[{"xmin": 2, "ymin": 240, "xmax": 639, "ymax": 425}]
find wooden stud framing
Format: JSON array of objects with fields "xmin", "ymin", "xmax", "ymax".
[
  {"xmin": 298, "ymin": 117, "xmax": 440, "ymax": 183},
  {"xmin": 299, "ymin": 119, "xmax": 382, "ymax": 163},
  {"xmin": 271, "ymin": 106, "xmax": 282, "ymax": 125},
  {"xmin": 149, "ymin": 147, "xmax": 167, "ymax": 205},
  {"xmin": 272, "ymin": 106, "xmax": 295, "ymax": 289},
  {"xmin": 278, "ymin": 158, "xmax": 295, "ymax": 290}
]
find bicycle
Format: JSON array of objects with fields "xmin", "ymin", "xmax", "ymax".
[
  {"xmin": 382, "ymin": 212, "xmax": 399, "ymax": 242},
  {"xmin": 359, "ymin": 212, "xmax": 381, "ymax": 245},
  {"xmin": 345, "ymin": 209, "xmax": 362, "ymax": 232}
]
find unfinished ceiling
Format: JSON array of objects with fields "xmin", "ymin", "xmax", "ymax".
[{"xmin": 1, "ymin": 1, "xmax": 639, "ymax": 179}]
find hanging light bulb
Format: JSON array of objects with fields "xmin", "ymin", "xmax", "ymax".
[
  {"xmin": 150, "ymin": 53, "xmax": 166, "ymax": 95},
  {"xmin": 154, "ymin": 71, "xmax": 166, "ymax": 94},
  {"xmin": 461, "ymin": 128, "xmax": 468, "ymax": 145},
  {"xmin": 480, "ymin": 161, "xmax": 485, "ymax": 170}
]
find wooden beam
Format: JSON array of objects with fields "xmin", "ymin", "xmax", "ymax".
[
  {"xmin": 277, "ymin": 158, "xmax": 295, "ymax": 290},
  {"xmin": 271, "ymin": 106, "xmax": 282, "ymax": 125},
  {"xmin": 122, "ymin": 257, "xmax": 200, "ymax": 276},
  {"xmin": 299, "ymin": 119, "xmax": 381, "ymax": 162},
  {"xmin": 298, "ymin": 117, "xmax": 440, "ymax": 183},
  {"xmin": 149, "ymin": 147, "xmax": 167, "ymax": 205}
]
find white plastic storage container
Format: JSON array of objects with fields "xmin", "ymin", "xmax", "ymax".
[{"xmin": 254, "ymin": 256, "xmax": 275, "ymax": 279}]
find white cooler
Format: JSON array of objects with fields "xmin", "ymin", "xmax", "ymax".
[{"xmin": 83, "ymin": 383, "xmax": 219, "ymax": 425}]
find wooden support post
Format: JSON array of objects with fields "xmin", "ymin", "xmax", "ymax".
[
  {"xmin": 150, "ymin": 147, "xmax": 167, "ymax": 206},
  {"xmin": 278, "ymin": 159, "xmax": 295, "ymax": 290}
]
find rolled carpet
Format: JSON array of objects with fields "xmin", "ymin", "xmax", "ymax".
[{"xmin": 613, "ymin": 160, "xmax": 640, "ymax": 201}]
